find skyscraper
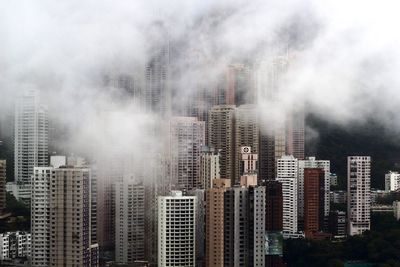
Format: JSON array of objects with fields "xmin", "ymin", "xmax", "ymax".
[
  {"xmin": 223, "ymin": 183, "xmax": 265, "ymax": 267},
  {"xmin": 286, "ymin": 110, "xmax": 305, "ymax": 160},
  {"xmin": 303, "ymin": 168, "xmax": 325, "ymax": 238},
  {"xmin": 187, "ymin": 189, "xmax": 206, "ymax": 267},
  {"xmin": 169, "ymin": 117, "xmax": 205, "ymax": 190},
  {"xmin": 0, "ymin": 160, "xmax": 5, "ymax": 214},
  {"xmin": 14, "ymin": 90, "xmax": 48, "ymax": 201},
  {"xmin": 31, "ymin": 163, "xmax": 99, "ymax": 267},
  {"xmin": 223, "ymin": 187, "xmax": 249, "ymax": 267},
  {"xmin": 115, "ymin": 179, "xmax": 146, "ymax": 264},
  {"xmin": 235, "ymin": 105, "xmax": 259, "ymax": 183},
  {"xmin": 257, "ymin": 55, "xmax": 290, "ymax": 182},
  {"xmin": 199, "ymin": 147, "xmax": 220, "ymax": 189},
  {"xmin": 348, "ymin": 156, "xmax": 371, "ymax": 236},
  {"xmin": 226, "ymin": 63, "xmax": 255, "ymax": 105},
  {"xmin": 158, "ymin": 191, "xmax": 196, "ymax": 267},
  {"xmin": 145, "ymin": 44, "xmax": 170, "ymax": 117},
  {"xmin": 208, "ymin": 105, "xmax": 236, "ymax": 183},
  {"xmin": 50, "ymin": 166, "xmax": 99, "ymax": 266},
  {"xmin": 276, "ymin": 155, "xmax": 298, "ymax": 236},
  {"xmin": 205, "ymin": 179, "xmax": 231, "ymax": 267},
  {"xmin": 298, "ymin": 157, "xmax": 330, "ymax": 229},
  {"xmin": 265, "ymin": 180, "xmax": 285, "ymax": 267},
  {"xmin": 248, "ymin": 186, "xmax": 266, "ymax": 267},
  {"xmin": 31, "ymin": 167, "xmax": 53, "ymax": 267}
]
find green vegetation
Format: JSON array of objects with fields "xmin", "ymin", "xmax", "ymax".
[{"xmin": 284, "ymin": 213, "xmax": 400, "ymax": 267}]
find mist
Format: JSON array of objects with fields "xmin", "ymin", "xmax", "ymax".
[{"xmin": 1, "ymin": 0, "xmax": 400, "ymax": 169}]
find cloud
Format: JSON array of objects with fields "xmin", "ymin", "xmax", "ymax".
[{"xmin": 1, "ymin": 0, "xmax": 400, "ymax": 163}]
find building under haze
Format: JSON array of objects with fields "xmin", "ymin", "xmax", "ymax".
[
  {"xmin": 0, "ymin": 160, "xmax": 5, "ymax": 214},
  {"xmin": 169, "ymin": 117, "xmax": 205, "ymax": 190},
  {"xmin": 115, "ymin": 180, "xmax": 146, "ymax": 264},
  {"xmin": 286, "ymin": 110, "xmax": 305, "ymax": 160},
  {"xmin": 234, "ymin": 105, "xmax": 259, "ymax": 183},
  {"xmin": 208, "ymin": 105, "xmax": 236, "ymax": 183},
  {"xmin": 145, "ymin": 44, "xmax": 170, "ymax": 116},
  {"xmin": 14, "ymin": 90, "xmax": 48, "ymax": 201},
  {"xmin": 347, "ymin": 156, "xmax": 371, "ymax": 236},
  {"xmin": 158, "ymin": 191, "xmax": 196, "ymax": 267},
  {"xmin": 226, "ymin": 63, "xmax": 255, "ymax": 106}
]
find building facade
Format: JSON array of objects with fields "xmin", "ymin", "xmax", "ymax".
[
  {"xmin": 385, "ymin": 171, "xmax": 400, "ymax": 191},
  {"xmin": 0, "ymin": 231, "xmax": 31, "ymax": 260},
  {"xmin": 298, "ymin": 157, "xmax": 330, "ymax": 228},
  {"xmin": 31, "ymin": 167, "xmax": 53, "ymax": 267},
  {"xmin": 276, "ymin": 155, "xmax": 298, "ymax": 236},
  {"xmin": 31, "ymin": 164, "xmax": 99, "ymax": 267},
  {"xmin": 234, "ymin": 105, "xmax": 259, "ymax": 183},
  {"xmin": 115, "ymin": 180, "xmax": 146, "ymax": 264},
  {"xmin": 347, "ymin": 156, "xmax": 371, "ymax": 236},
  {"xmin": 205, "ymin": 179, "xmax": 230, "ymax": 267},
  {"xmin": 169, "ymin": 117, "xmax": 205, "ymax": 190},
  {"xmin": 303, "ymin": 168, "xmax": 325, "ymax": 238},
  {"xmin": 158, "ymin": 191, "xmax": 196, "ymax": 267},
  {"xmin": 0, "ymin": 160, "xmax": 6, "ymax": 214},
  {"xmin": 199, "ymin": 147, "xmax": 220, "ymax": 189},
  {"xmin": 208, "ymin": 105, "xmax": 236, "ymax": 183},
  {"xmin": 14, "ymin": 90, "xmax": 48, "ymax": 201}
]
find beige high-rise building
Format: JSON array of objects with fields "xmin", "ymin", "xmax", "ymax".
[
  {"xmin": 205, "ymin": 179, "xmax": 231, "ymax": 267},
  {"xmin": 199, "ymin": 147, "xmax": 220, "ymax": 189},
  {"xmin": 49, "ymin": 166, "xmax": 98, "ymax": 267},
  {"xmin": 235, "ymin": 105, "xmax": 259, "ymax": 183},
  {"xmin": 0, "ymin": 160, "xmax": 5, "ymax": 214},
  {"xmin": 208, "ymin": 105, "xmax": 236, "ymax": 184}
]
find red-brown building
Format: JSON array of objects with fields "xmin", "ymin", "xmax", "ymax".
[{"xmin": 304, "ymin": 168, "xmax": 326, "ymax": 239}]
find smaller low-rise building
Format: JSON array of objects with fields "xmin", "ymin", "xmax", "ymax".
[{"xmin": 0, "ymin": 231, "xmax": 31, "ymax": 260}]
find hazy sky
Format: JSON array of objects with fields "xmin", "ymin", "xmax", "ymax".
[{"xmin": 1, "ymin": 0, "xmax": 400, "ymax": 158}]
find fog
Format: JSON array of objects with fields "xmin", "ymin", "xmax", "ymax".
[{"xmin": 1, "ymin": 0, "xmax": 400, "ymax": 172}]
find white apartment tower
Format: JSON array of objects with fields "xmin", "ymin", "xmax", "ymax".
[
  {"xmin": 14, "ymin": 90, "xmax": 48, "ymax": 187},
  {"xmin": 385, "ymin": 171, "xmax": 400, "ymax": 191},
  {"xmin": 276, "ymin": 155, "xmax": 298, "ymax": 236},
  {"xmin": 298, "ymin": 157, "xmax": 330, "ymax": 224},
  {"xmin": 170, "ymin": 117, "xmax": 205, "ymax": 190},
  {"xmin": 347, "ymin": 156, "xmax": 371, "ymax": 236},
  {"xmin": 158, "ymin": 191, "xmax": 196, "ymax": 267},
  {"xmin": 31, "ymin": 167, "xmax": 53, "ymax": 267}
]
